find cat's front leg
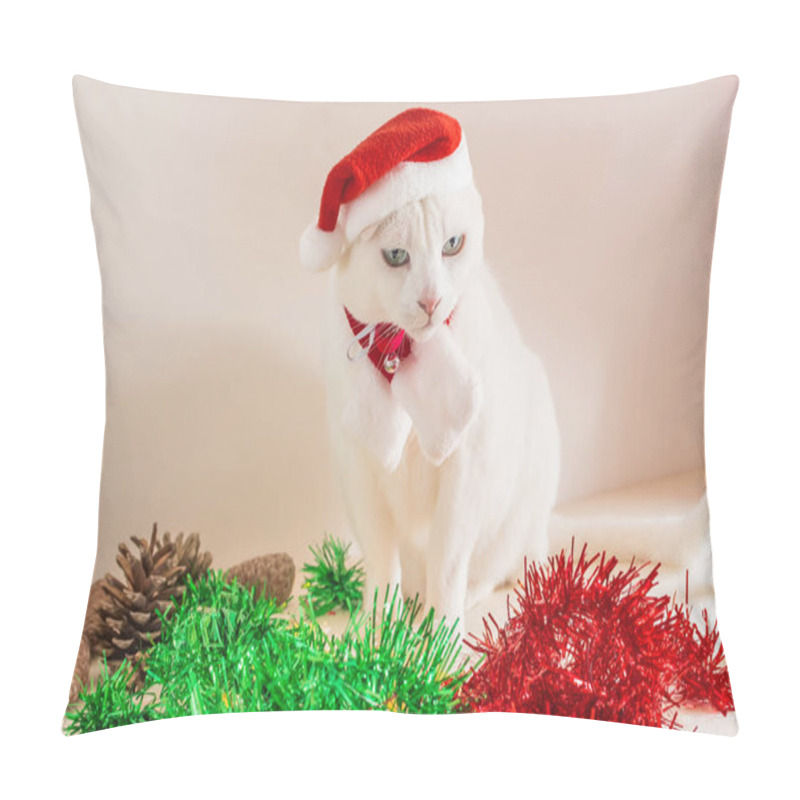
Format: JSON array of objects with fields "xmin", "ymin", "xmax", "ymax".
[
  {"xmin": 425, "ymin": 467, "xmax": 480, "ymax": 642},
  {"xmin": 362, "ymin": 529, "xmax": 402, "ymax": 615},
  {"xmin": 356, "ymin": 504, "xmax": 403, "ymax": 613},
  {"xmin": 337, "ymin": 440, "xmax": 403, "ymax": 613}
]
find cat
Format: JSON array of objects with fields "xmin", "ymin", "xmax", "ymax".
[{"xmin": 322, "ymin": 181, "xmax": 560, "ymax": 636}]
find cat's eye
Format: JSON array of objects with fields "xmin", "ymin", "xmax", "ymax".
[
  {"xmin": 382, "ymin": 247, "xmax": 410, "ymax": 268},
  {"xmin": 442, "ymin": 234, "xmax": 465, "ymax": 257}
]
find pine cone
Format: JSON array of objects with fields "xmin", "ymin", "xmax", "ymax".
[
  {"xmin": 163, "ymin": 530, "xmax": 213, "ymax": 583},
  {"xmin": 94, "ymin": 523, "xmax": 212, "ymax": 687},
  {"xmin": 84, "ymin": 578, "xmax": 112, "ymax": 657},
  {"xmin": 69, "ymin": 634, "xmax": 91, "ymax": 704},
  {"xmin": 226, "ymin": 553, "xmax": 295, "ymax": 605}
]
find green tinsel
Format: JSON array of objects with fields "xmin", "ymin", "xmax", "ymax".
[
  {"xmin": 64, "ymin": 571, "xmax": 468, "ymax": 734},
  {"xmin": 301, "ymin": 534, "xmax": 365, "ymax": 615},
  {"xmin": 63, "ymin": 655, "xmax": 158, "ymax": 734}
]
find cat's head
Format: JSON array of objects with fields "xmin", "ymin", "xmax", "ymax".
[{"xmin": 334, "ymin": 184, "xmax": 484, "ymax": 342}]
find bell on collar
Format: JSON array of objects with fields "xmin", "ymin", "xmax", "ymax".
[{"xmin": 383, "ymin": 355, "xmax": 400, "ymax": 374}]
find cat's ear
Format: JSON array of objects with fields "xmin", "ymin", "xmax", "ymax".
[
  {"xmin": 356, "ymin": 222, "xmax": 380, "ymax": 242},
  {"xmin": 300, "ymin": 222, "xmax": 345, "ymax": 271}
]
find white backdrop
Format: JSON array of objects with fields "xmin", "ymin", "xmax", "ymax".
[{"xmin": 1, "ymin": 1, "xmax": 797, "ymax": 797}]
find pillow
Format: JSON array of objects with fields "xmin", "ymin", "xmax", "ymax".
[{"xmin": 66, "ymin": 74, "xmax": 738, "ymax": 735}]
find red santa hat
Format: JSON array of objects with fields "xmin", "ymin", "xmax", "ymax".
[{"xmin": 300, "ymin": 107, "xmax": 474, "ymax": 272}]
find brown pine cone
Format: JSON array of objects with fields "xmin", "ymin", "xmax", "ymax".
[
  {"xmin": 225, "ymin": 553, "xmax": 295, "ymax": 605},
  {"xmin": 69, "ymin": 635, "xmax": 91, "ymax": 704}
]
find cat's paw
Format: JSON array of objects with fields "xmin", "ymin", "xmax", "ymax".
[
  {"xmin": 341, "ymin": 367, "xmax": 412, "ymax": 471},
  {"xmin": 393, "ymin": 328, "xmax": 482, "ymax": 464}
]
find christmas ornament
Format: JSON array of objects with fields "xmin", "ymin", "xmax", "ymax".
[
  {"xmin": 66, "ymin": 536, "xmax": 733, "ymax": 735},
  {"xmin": 460, "ymin": 543, "xmax": 734, "ymax": 728},
  {"xmin": 299, "ymin": 107, "xmax": 473, "ymax": 273}
]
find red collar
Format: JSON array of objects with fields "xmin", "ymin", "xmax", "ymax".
[{"xmin": 344, "ymin": 307, "xmax": 453, "ymax": 383}]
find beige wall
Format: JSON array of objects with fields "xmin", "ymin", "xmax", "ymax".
[{"xmin": 73, "ymin": 76, "xmax": 737, "ymax": 580}]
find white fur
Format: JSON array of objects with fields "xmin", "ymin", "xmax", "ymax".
[
  {"xmin": 392, "ymin": 329, "xmax": 482, "ymax": 466},
  {"xmin": 339, "ymin": 359, "xmax": 412, "ymax": 472},
  {"xmin": 322, "ymin": 184, "xmax": 560, "ymax": 635}
]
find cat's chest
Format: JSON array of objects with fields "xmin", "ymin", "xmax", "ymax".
[{"xmin": 378, "ymin": 431, "xmax": 441, "ymax": 536}]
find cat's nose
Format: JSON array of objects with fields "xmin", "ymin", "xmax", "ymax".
[{"xmin": 418, "ymin": 296, "xmax": 442, "ymax": 317}]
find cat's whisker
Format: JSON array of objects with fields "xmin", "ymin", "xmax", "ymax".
[{"xmin": 372, "ymin": 324, "xmax": 403, "ymax": 344}]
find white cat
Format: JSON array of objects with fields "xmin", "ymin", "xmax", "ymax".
[{"xmin": 321, "ymin": 181, "xmax": 561, "ymax": 634}]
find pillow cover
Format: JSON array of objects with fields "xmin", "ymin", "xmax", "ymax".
[{"xmin": 66, "ymin": 75, "xmax": 738, "ymax": 735}]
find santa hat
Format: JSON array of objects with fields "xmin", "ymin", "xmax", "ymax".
[{"xmin": 300, "ymin": 107, "xmax": 474, "ymax": 272}]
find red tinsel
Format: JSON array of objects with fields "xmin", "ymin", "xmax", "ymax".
[{"xmin": 460, "ymin": 544, "xmax": 734, "ymax": 728}]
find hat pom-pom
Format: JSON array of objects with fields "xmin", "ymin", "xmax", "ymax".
[{"xmin": 300, "ymin": 222, "xmax": 345, "ymax": 272}]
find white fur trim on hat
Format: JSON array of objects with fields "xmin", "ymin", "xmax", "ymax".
[
  {"xmin": 299, "ymin": 220, "xmax": 345, "ymax": 272},
  {"xmin": 341, "ymin": 138, "xmax": 474, "ymax": 242}
]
